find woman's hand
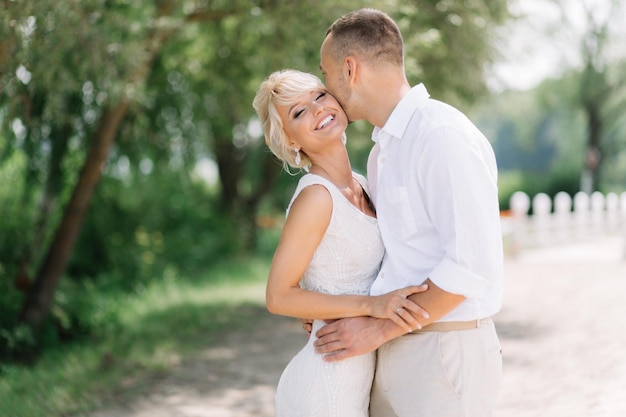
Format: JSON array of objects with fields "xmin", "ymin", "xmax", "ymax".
[
  {"xmin": 300, "ymin": 318, "xmax": 314, "ymax": 336},
  {"xmin": 367, "ymin": 285, "xmax": 430, "ymax": 332}
]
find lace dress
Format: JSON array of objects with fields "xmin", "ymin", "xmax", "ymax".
[{"xmin": 274, "ymin": 173, "xmax": 385, "ymax": 417}]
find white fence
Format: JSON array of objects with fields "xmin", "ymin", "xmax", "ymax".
[{"xmin": 503, "ymin": 191, "xmax": 626, "ymax": 257}]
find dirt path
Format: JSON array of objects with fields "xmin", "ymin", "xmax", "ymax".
[
  {"xmin": 92, "ymin": 236, "xmax": 626, "ymax": 417},
  {"xmin": 90, "ymin": 306, "xmax": 304, "ymax": 417}
]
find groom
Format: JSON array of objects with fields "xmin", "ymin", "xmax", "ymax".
[{"xmin": 314, "ymin": 8, "xmax": 504, "ymax": 417}]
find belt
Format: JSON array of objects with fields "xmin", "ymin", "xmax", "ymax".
[{"xmin": 410, "ymin": 318, "xmax": 491, "ymax": 333}]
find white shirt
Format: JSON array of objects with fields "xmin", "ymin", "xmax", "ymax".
[{"xmin": 368, "ymin": 84, "xmax": 503, "ymax": 322}]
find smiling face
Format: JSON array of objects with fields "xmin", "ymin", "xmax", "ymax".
[{"xmin": 276, "ymin": 88, "xmax": 348, "ymax": 157}]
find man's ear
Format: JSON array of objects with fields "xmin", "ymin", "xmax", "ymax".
[{"xmin": 345, "ymin": 56, "xmax": 358, "ymax": 85}]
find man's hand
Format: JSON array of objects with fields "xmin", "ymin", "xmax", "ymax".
[{"xmin": 314, "ymin": 316, "xmax": 399, "ymax": 362}]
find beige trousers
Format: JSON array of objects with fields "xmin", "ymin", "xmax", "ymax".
[{"xmin": 370, "ymin": 319, "xmax": 502, "ymax": 417}]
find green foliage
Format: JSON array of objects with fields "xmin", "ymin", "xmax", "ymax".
[
  {"xmin": 0, "ymin": 256, "xmax": 271, "ymax": 417},
  {"xmin": 474, "ymin": 62, "xmax": 626, "ymax": 203},
  {"xmin": 71, "ymin": 172, "xmax": 232, "ymax": 282},
  {"xmin": 0, "ymin": 0, "xmax": 515, "ymax": 359},
  {"xmin": 0, "ymin": 156, "xmax": 242, "ymax": 359},
  {"xmin": 473, "ymin": 76, "xmax": 590, "ymax": 207},
  {"xmin": 397, "ymin": 0, "xmax": 510, "ymax": 106},
  {"xmin": 498, "ymin": 169, "xmax": 581, "ymax": 211},
  {"xmin": 45, "ymin": 171, "xmax": 243, "ymax": 342}
]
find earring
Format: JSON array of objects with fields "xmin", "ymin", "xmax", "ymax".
[{"xmin": 294, "ymin": 149, "xmax": 301, "ymax": 165}]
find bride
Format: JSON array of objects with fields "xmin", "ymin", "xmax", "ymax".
[{"xmin": 252, "ymin": 69, "xmax": 429, "ymax": 417}]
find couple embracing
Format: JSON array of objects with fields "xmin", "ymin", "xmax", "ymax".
[{"xmin": 252, "ymin": 8, "xmax": 503, "ymax": 417}]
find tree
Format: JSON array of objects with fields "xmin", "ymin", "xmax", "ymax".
[
  {"xmin": 0, "ymin": 0, "xmax": 513, "ymax": 349},
  {"xmin": 2, "ymin": 0, "xmax": 236, "ymax": 337},
  {"xmin": 550, "ymin": 0, "xmax": 626, "ymax": 193}
]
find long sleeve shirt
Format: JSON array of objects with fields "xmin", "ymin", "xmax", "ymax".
[{"xmin": 368, "ymin": 84, "xmax": 503, "ymax": 322}]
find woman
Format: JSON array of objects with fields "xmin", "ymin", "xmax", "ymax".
[{"xmin": 252, "ymin": 69, "xmax": 429, "ymax": 417}]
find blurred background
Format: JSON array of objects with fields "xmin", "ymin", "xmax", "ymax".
[{"xmin": 1, "ymin": 0, "xmax": 625, "ymax": 415}]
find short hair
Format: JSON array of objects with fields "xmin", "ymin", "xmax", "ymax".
[
  {"xmin": 252, "ymin": 69, "xmax": 323, "ymax": 172},
  {"xmin": 325, "ymin": 8, "xmax": 404, "ymax": 67}
]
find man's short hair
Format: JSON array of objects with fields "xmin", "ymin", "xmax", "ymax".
[{"xmin": 325, "ymin": 8, "xmax": 404, "ymax": 67}]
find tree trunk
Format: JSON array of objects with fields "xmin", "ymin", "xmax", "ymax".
[
  {"xmin": 215, "ymin": 138, "xmax": 243, "ymax": 210},
  {"xmin": 19, "ymin": 101, "xmax": 129, "ymax": 333},
  {"xmin": 214, "ymin": 137, "xmax": 281, "ymax": 251},
  {"xmin": 16, "ymin": 122, "xmax": 71, "ymax": 292},
  {"xmin": 581, "ymin": 104, "xmax": 602, "ymax": 194}
]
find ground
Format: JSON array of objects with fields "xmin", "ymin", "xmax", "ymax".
[{"xmin": 91, "ymin": 236, "xmax": 626, "ymax": 417}]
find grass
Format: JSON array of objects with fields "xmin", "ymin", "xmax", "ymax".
[{"xmin": 0, "ymin": 255, "xmax": 272, "ymax": 417}]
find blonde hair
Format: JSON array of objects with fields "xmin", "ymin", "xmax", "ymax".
[{"xmin": 252, "ymin": 69, "xmax": 325, "ymax": 172}]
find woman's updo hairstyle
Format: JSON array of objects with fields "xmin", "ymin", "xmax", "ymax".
[{"xmin": 253, "ymin": 69, "xmax": 324, "ymax": 172}]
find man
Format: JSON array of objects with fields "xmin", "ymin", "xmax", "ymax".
[{"xmin": 315, "ymin": 8, "xmax": 504, "ymax": 417}]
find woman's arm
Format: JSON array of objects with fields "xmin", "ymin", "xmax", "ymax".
[{"xmin": 266, "ymin": 185, "xmax": 427, "ymax": 332}]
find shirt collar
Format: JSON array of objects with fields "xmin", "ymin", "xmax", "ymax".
[{"xmin": 372, "ymin": 83, "xmax": 430, "ymax": 143}]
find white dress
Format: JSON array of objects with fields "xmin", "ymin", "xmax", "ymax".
[{"xmin": 274, "ymin": 173, "xmax": 385, "ymax": 417}]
